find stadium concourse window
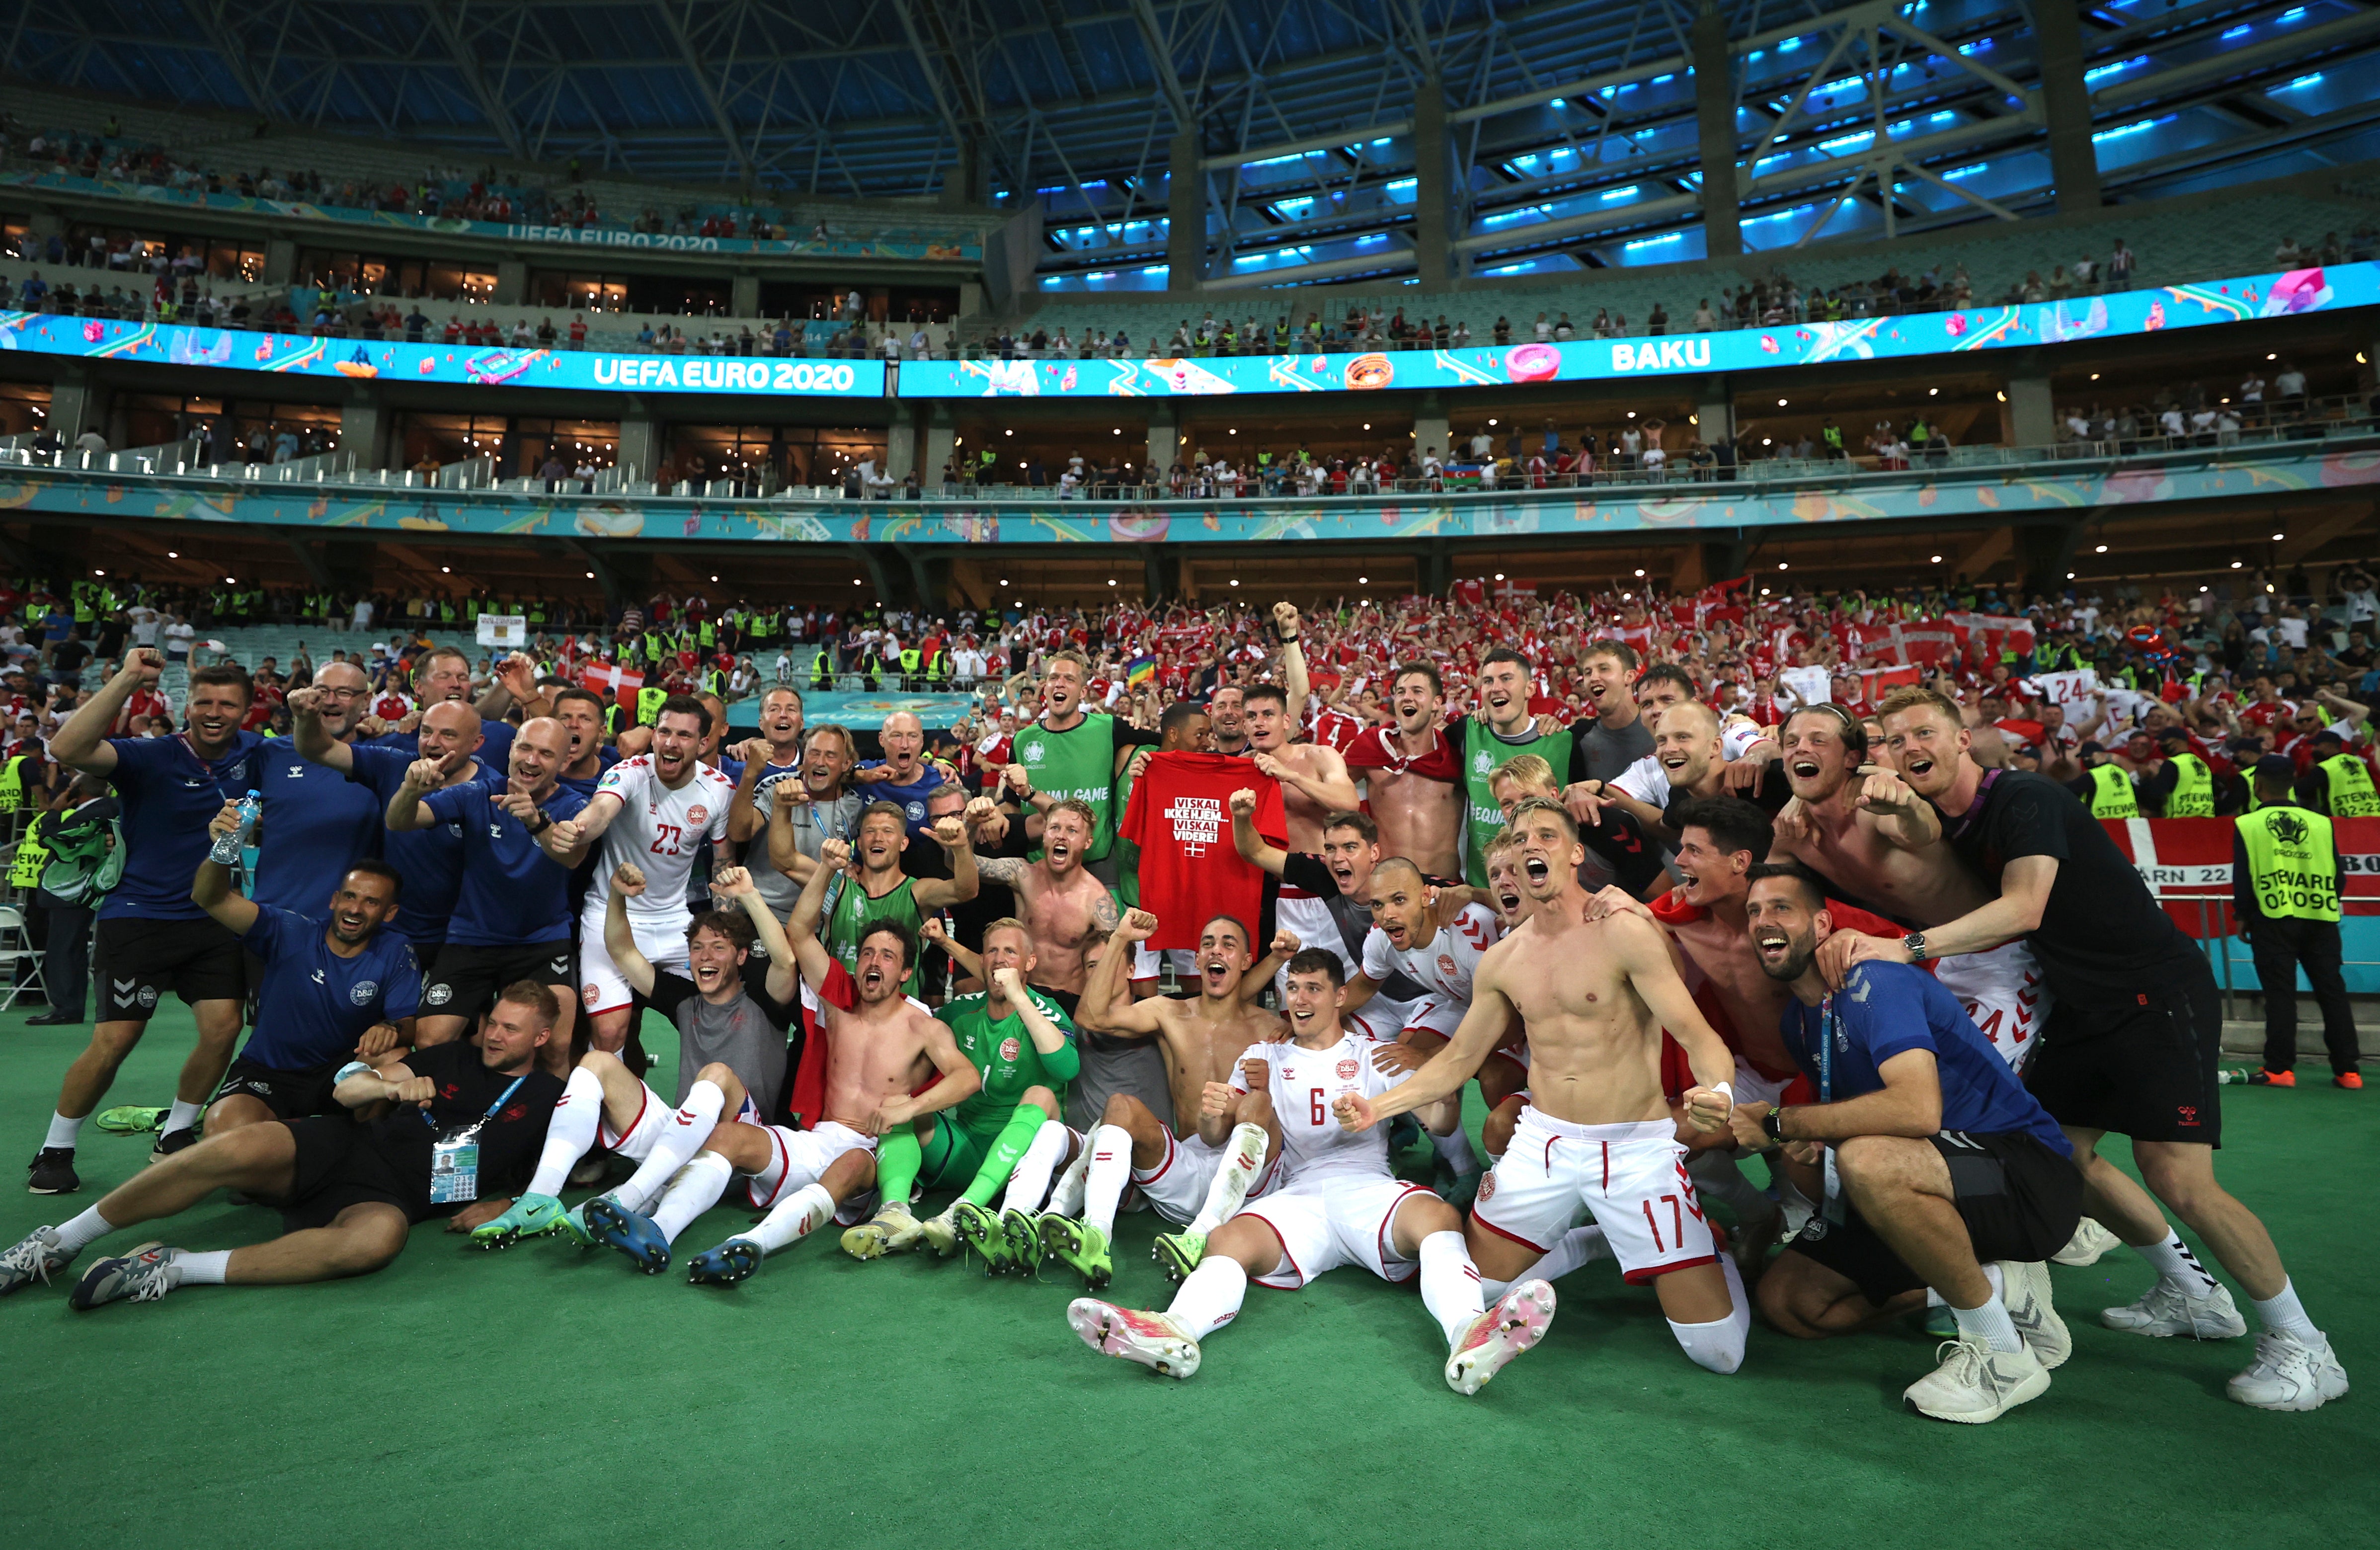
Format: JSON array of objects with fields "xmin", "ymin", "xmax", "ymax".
[
  {"xmin": 0, "ymin": 383, "xmax": 48, "ymax": 436},
  {"xmin": 297, "ymin": 249, "xmax": 497, "ymax": 302},
  {"xmin": 116, "ymin": 395, "xmax": 340, "ymax": 462},
  {"xmin": 528, "ymin": 270, "xmax": 630, "ymax": 311},
  {"xmin": 665, "ymin": 424, "xmax": 886, "ymax": 492},
  {"xmin": 60, "ymin": 224, "xmax": 264, "ymax": 282},
  {"xmin": 401, "ymin": 413, "xmax": 617, "ymax": 479},
  {"xmin": 622, "ymin": 273, "xmax": 730, "ymax": 316},
  {"xmin": 756, "ymin": 281, "xmax": 958, "ymax": 324}
]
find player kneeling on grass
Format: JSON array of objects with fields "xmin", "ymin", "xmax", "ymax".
[
  {"xmin": 1068, "ymin": 950, "xmax": 1552, "ymax": 1393},
  {"xmin": 1736, "ymin": 864, "xmax": 2084, "ymax": 1424},
  {"xmin": 1, "ymin": 984, "xmax": 563, "ymax": 1308},
  {"xmin": 844, "ymin": 917, "xmax": 1083, "ymax": 1272},
  {"xmin": 471, "ymin": 863, "xmax": 799, "ymax": 1249},
  {"xmin": 579, "ymin": 848, "xmax": 979, "ymax": 1284}
]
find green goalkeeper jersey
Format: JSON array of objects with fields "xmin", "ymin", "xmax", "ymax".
[{"xmin": 943, "ymin": 987, "xmax": 1081, "ymax": 1134}]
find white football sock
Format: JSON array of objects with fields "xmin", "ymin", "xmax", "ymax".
[
  {"xmin": 164, "ymin": 1098, "xmax": 204, "ymax": 1135},
  {"xmin": 526, "ymin": 1067, "xmax": 605, "ymax": 1197},
  {"xmin": 1418, "ymin": 1229, "xmax": 1486, "ymax": 1348},
  {"xmin": 1430, "ymin": 1126, "xmax": 1479, "ymax": 1176},
  {"xmin": 752, "ymin": 1182, "xmax": 835, "ymax": 1254},
  {"xmin": 1047, "ymin": 1138, "xmax": 1093, "ymax": 1218},
  {"xmin": 1926, "ymin": 1262, "xmax": 2006, "ymax": 1309},
  {"xmin": 1187, "ymin": 1123, "xmax": 1268, "ymax": 1235},
  {"xmin": 44, "ymin": 1112, "xmax": 82, "ymax": 1150},
  {"xmin": 999, "ymin": 1121, "xmax": 1071, "ymax": 1215},
  {"xmin": 2135, "ymin": 1228, "xmax": 2221, "ymax": 1297},
  {"xmin": 1165, "ymin": 1256, "xmax": 1247, "ymax": 1341},
  {"xmin": 613, "ymin": 1080, "xmax": 724, "ymax": 1214},
  {"xmin": 1083, "ymin": 1124, "xmax": 1133, "ymax": 1236},
  {"xmin": 1666, "ymin": 1254, "xmax": 1751, "ymax": 1374},
  {"xmin": 168, "ymin": 1248, "xmax": 230, "ymax": 1285},
  {"xmin": 54, "ymin": 1204, "xmax": 115, "ymax": 1255},
  {"xmin": 2251, "ymin": 1278, "xmax": 2322, "ymax": 1344},
  {"xmin": 1481, "ymin": 1226, "xmax": 1610, "ymax": 1301},
  {"xmin": 647, "ymin": 1150, "xmax": 734, "ymax": 1244}
]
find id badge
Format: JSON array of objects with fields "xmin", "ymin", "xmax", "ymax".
[{"xmin": 429, "ymin": 1127, "xmax": 482, "ymax": 1205}]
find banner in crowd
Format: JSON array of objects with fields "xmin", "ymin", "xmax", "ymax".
[
  {"xmin": 2032, "ymin": 668, "xmax": 2100, "ymax": 706},
  {"xmin": 0, "ymin": 311, "xmax": 886, "ymax": 397},
  {"xmin": 897, "ymin": 262, "xmax": 2380, "ymax": 399},
  {"xmin": 1947, "ymin": 611, "xmax": 2038, "ymax": 658},
  {"xmin": 0, "ymin": 170, "xmax": 982, "ymax": 262},
  {"xmin": 4, "ymin": 443, "xmax": 2373, "ymax": 543},
  {"xmin": 2105, "ymin": 816, "xmax": 2380, "ymax": 940},
  {"xmin": 1779, "ymin": 665, "xmax": 1833, "ymax": 707}
]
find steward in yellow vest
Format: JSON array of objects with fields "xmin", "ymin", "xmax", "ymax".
[{"xmin": 2234, "ymin": 756, "xmax": 2362, "ymax": 1085}]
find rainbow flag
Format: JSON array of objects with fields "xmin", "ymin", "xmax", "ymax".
[{"xmin": 1124, "ymin": 655, "xmax": 1157, "ymax": 687}]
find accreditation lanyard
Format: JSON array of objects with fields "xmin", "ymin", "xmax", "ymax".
[
  {"xmin": 424, "ymin": 1076, "xmax": 526, "ymax": 1206},
  {"xmin": 1817, "ymin": 994, "xmax": 1845, "ymax": 1225}
]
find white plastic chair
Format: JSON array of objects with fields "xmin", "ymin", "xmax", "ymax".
[{"xmin": 0, "ymin": 902, "xmax": 47, "ymax": 1013}]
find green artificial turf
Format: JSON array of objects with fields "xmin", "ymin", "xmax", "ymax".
[{"xmin": 1, "ymin": 1005, "xmax": 2373, "ymax": 1550}]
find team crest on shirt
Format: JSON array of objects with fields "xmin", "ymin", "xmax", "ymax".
[
  {"xmin": 1475, "ymin": 1171, "xmax": 1496, "ymax": 1203},
  {"xmin": 349, "ymin": 981, "xmax": 378, "ymax": 1005},
  {"xmin": 582, "ymin": 984, "xmax": 600, "ymax": 1007},
  {"xmin": 687, "ymin": 805, "xmax": 710, "ymax": 826},
  {"xmin": 138, "ymin": 986, "xmax": 159, "ymax": 1009},
  {"xmin": 1437, "ymin": 954, "xmax": 1457, "ymax": 979},
  {"xmin": 425, "ymin": 984, "xmax": 452, "ymax": 1006},
  {"xmin": 1336, "ymin": 1058, "xmax": 1359, "ymax": 1079},
  {"xmin": 905, "ymin": 801, "xmax": 925, "ymax": 821},
  {"xmin": 998, "ymin": 1036, "xmax": 1021, "ymax": 1061}
]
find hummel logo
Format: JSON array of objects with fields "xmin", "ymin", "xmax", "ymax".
[{"xmin": 311, "ymin": 970, "xmax": 325, "ymax": 985}]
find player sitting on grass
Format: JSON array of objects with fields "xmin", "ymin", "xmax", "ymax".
[
  {"xmin": 2, "ymin": 985, "xmax": 562, "ymax": 1307},
  {"xmin": 469, "ymin": 863, "xmax": 799, "ymax": 1248},
  {"xmin": 841, "ymin": 916, "xmax": 1081, "ymax": 1271},
  {"xmin": 578, "ymin": 841, "xmax": 978, "ymax": 1285},
  {"xmin": 1067, "ymin": 950, "xmax": 1553, "ymax": 1393}
]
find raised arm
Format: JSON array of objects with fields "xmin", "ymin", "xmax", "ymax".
[
  {"xmin": 1819, "ymin": 853, "xmax": 2057, "ymax": 981},
  {"xmin": 712, "ymin": 864, "xmax": 798, "ymax": 1004},
  {"xmin": 288, "ymin": 684, "xmax": 354, "ymax": 773},
  {"xmin": 1081, "ymin": 907, "xmax": 1173, "ymax": 1036},
  {"xmin": 1274, "ymin": 601, "xmax": 1310, "ymax": 711},
  {"xmin": 1254, "ymin": 745, "xmax": 1359, "ymax": 813},
  {"xmin": 1242, "ymin": 928, "xmax": 1301, "ymax": 1007},
  {"xmin": 1605, "ymin": 909, "xmax": 1734, "ymax": 1130},
  {"xmin": 602, "ymin": 863, "xmax": 658, "ymax": 999},
  {"xmin": 727, "ymin": 738, "xmax": 774, "ymax": 844},
  {"xmin": 990, "ymin": 965, "xmax": 1079, "ymax": 1075},
  {"xmin": 52, "ymin": 648, "xmax": 159, "ymax": 774},
  {"xmin": 1852, "ymin": 763, "xmax": 1943, "ymax": 851},
  {"xmin": 912, "ymin": 815, "xmax": 978, "ymax": 909},
  {"xmin": 384, "ymin": 757, "xmax": 447, "ymax": 831},
  {"xmin": 1228, "ymin": 785, "xmax": 1288, "ymax": 876},
  {"xmin": 786, "ymin": 836, "xmax": 845, "ymax": 989},
  {"xmin": 190, "ymin": 800, "xmax": 260, "ymax": 936},
  {"xmin": 917, "ymin": 915, "xmax": 983, "ymax": 983},
  {"xmin": 766, "ymin": 786, "xmax": 823, "ymax": 885}
]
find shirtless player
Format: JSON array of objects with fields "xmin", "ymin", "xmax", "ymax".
[
  {"xmin": 580, "ymin": 859, "xmax": 979, "ymax": 1286},
  {"xmin": 1341, "ymin": 662, "xmax": 1465, "ymax": 878},
  {"xmin": 1246, "ymin": 684, "xmax": 1359, "ymax": 853},
  {"xmin": 971, "ymin": 798, "xmax": 1120, "ymax": 1008},
  {"xmin": 1337, "ymin": 798, "xmax": 1751, "ymax": 1375},
  {"xmin": 1767, "ymin": 704, "xmax": 2054, "ymax": 1072},
  {"xmin": 1046, "ymin": 908, "xmax": 1294, "ymax": 1287}
]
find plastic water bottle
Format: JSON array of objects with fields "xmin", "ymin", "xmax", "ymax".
[{"xmin": 210, "ymin": 789, "xmax": 260, "ymax": 865}]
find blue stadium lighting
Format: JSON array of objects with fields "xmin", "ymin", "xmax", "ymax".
[
  {"xmin": 2279, "ymin": 73, "xmax": 2324, "ymax": 89},
  {"xmin": 1601, "ymin": 185, "xmax": 1641, "ymax": 200},
  {"xmin": 2222, "ymin": 23, "xmax": 2252, "ymax": 38},
  {"xmin": 1623, "ymin": 232, "xmax": 1683, "ymax": 249}
]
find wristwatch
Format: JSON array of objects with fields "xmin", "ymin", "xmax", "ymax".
[
  {"xmin": 1902, "ymin": 931, "xmax": 1929, "ymax": 963},
  {"xmin": 1761, "ymin": 1106, "xmax": 1789, "ymax": 1145}
]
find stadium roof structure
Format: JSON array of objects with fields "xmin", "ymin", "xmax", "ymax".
[{"xmin": 10, "ymin": 0, "xmax": 2380, "ymax": 291}]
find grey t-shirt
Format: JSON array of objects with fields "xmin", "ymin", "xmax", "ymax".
[
  {"xmin": 1067, "ymin": 1029, "xmax": 1176, "ymax": 1137},
  {"xmin": 749, "ymin": 782, "xmax": 862, "ymax": 915},
  {"xmin": 1570, "ymin": 715, "xmax": 1655, "ymax": 784},
  {"xmin": 650, "ymin": 971, "xmax": 794, "ymax": 1119}
]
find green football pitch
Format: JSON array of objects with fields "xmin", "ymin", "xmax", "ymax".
[{"xmin": 2, "ymin": 1006, "xmax": 2373, "ymax": 1550}]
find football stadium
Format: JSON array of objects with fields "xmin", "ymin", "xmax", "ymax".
[{"xmin": 1, "ymin": 1, "xmax": 2377, "ymax": 1543}]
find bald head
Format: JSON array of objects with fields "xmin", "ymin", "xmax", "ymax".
[
  {"xmin": 880, "ymin": 710, "xmax": 925, "ymax": 771},
  {"xmin": 1652, "ymin": 700, "xmax": 1725, "ymax": 791},
  {"xmin": 313, "ymin": 659, "xmax": 369, "ymax": 737},
  {"xmin": 416, "ymin": 697, "xmax": 485, "ymax": 771}
]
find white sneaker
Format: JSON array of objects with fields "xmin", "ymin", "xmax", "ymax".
[
  {"xmin": 2101, "ymin": 1279, "xmax": 2247, "ymax": 1339},
  {"xmin": 1903, "ymin": 1336, "xmax": 2052, "ymax": 1424},
  {"xmin": 0, "ymin": 1225, "xmax": 75, "ymax": 1296},
  {"xmin": 1067, "ymin": 1298, "xmax": 1200, "ymax": 1379},
  {"xmin": 1998, "ymin": 1260, "xmax": 2069, "ymax": 1370},
  {"xmin": 1445, "ymin": 1279, "xmax": 1556, "ymax": 1395},
  {"xmin": 2051, "ymin": 1217, "xmax": 2123, "ymax": 1267},
  {"xmin": 918, "ymin": 1209, "xmax": 961, "ymax": 1259},
  {"xmin": 2226, "ymin": 1331, "xmax": 2350, "ymax": 1411}
]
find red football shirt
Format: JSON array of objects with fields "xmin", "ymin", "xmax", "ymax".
[{"xmin": 1120, "ymin": 751, "xmax": 1287, "ymax": 951}]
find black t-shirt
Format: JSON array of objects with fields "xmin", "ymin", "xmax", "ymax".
[
  {"xmin": 346, "ymin": 1042, "xmax": 562, "ymax": 1217},
  {"xmin": 49, "ymin": 640, "xmax": 90, "ymax": 676},
  {"xmin": 1660, "ymin": 759, "xmax": 1793, "ymax": 818},
  {"xmin": 1939, "ymin": 768, "xmax": 2199, "ymax": 1006}
]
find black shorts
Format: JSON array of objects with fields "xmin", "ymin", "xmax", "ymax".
[
  {"xmin": 1782, "ymin": 1131, "xmax": 2086, "ymax": 1305},
  {"xmin": 421, "ymin": 939, "xmax": 574, "ymax": 1022},
  {"xmin": 277, "ymin": 1116, "xmax": 430, "ymax": 1232},
  {"xmin": 95, "ymin": 916, "xmax": 246, "ymax": 1021},
  {"xmin": 2026, "ymin": 959, "xmax": 2222, "ymax": 1145},
  {"xmin": 213, "ymin": 1056, "xmax": 348, "ymax": 1120},
  {"xmin": 1036, "ymin": 985, "xmax": 1082, "ymax": 1020}
]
